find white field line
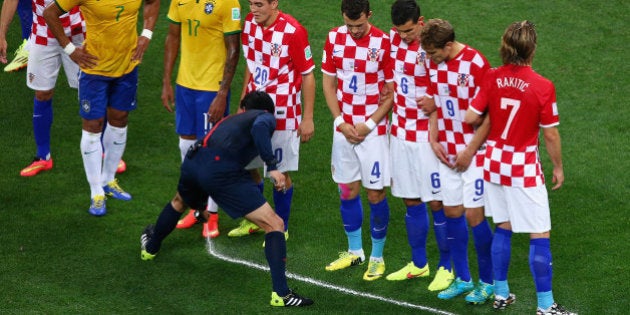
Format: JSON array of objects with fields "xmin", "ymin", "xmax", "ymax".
[{"xmin": 205, "ymin": 237, "xmax": 457, "ymax": 315}]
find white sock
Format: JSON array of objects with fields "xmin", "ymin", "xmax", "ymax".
[
  {"xmin": 179, "ymin": 138, "xmax": 197, "ymax": 162},
  {"xmin": 207, "ymin": 196, "xmax": 218, "ymax": 214},
  {"xmin": 81, "ymin": 130, "xmax": 103, "ymax": 198},
  {"xmin": 102, "ymin": 123, "xmax": 127, "ymax": 185},
  {"xmin": 349, "ymin": 249, "xmax": 365, "ymax": 261},
  {"xmin": 369, "ymin": 256, "xmax": 384, "ymax": 263}
]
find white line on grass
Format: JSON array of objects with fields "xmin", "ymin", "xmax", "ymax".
[{"xmin": 205, "ymin": 238, "xmax": 457, "ymax": 315}]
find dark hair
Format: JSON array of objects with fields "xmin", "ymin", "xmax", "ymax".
[
  {"xmin": 240, "ymin": 91, "xmax": 275, "ymax": 114},
  {"xmin": 500, "ymin": 20, "xmax": 537, "ymax": 65},
  {"xmin": 341, "ymin": 0, "xmax": 370, "ymax": 20},
  {"xmin": 391, "ymin": 0, "xmax": 420, "ymax": 26},
  {"xmin": 420, "ymin": 18, "xmax": 455, "ymax": 49}
]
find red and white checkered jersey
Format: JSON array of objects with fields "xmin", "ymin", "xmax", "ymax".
[
  {"xmin": 31, "ymin": 0, "xmax": 85, "ymax": 47},
  {"xmin": 389, "ymin": 28, "xmax": 430, "ymax": 142},
  {"xmin": 242, "ymin": 11, "xmax": 315, "ymax": 131},
  {"xmin": 426, "ymin": 45, "xmax": 489, "ymax": 162},
  {"xmin": 321, "ymin": 25, "xmax": 394, "ymax": 136},
  {"xmin": 470, "ymin": 64, "xmax": 559, "ymax": 187}
]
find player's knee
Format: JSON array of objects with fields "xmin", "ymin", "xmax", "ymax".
[
  {"xmin": 35, "ymin": 89, "xmax": 54, "ymax": 101},
  {"xmin": 366, "ymin": 189, "xmax": 386, "ymax": 204},
  {"xmin": 465, "ymin": 207, "xmax": 485, "ymax": 226},
  {"xmin": 338, "ymin": 183, "xmax": 359, "ymax": 200}
]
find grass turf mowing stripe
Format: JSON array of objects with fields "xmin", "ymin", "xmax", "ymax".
[{"xmin": 205, "ymin": 237, "xmax": 456, "ymax": 314}]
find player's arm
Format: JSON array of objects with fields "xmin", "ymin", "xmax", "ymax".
[
  {"xmin": 240, "ymin": 66, "xmax": 252, "ymax": 100},
  {"xmin": 465, "ymin": 107, "xmax": 485, "ymax": 126},
  {"xmin": 429, "ymin": 111, "xmax": 450, "ymax": 167},
  {"xmin": 161, "ymin": 23, "xmax": 180, "ymax": 113},
  {"xmin": 543, "ymin": 126, "xmax": 564, "ymax": 190},
  {"xmin": 323, "ymin": 72, "xmax": 357, "ymax": 143},
  {"xmin": 454, "ymin": 115, "xmax": 489, "ymax": 172},
  {"xmin": 207, "ymin": 32, "xmax": 240, "ymax": 123},
  {"xmin": 0, "ymin": 0, "xmax": 18, "ymax": 64},
  {"xmin": 356, "ymin": 81, "xmax": 394, "ymax": 137},
  {"xmin": 132, "ymin": 0, "xmax": 160, "ymax": 62},
  {"xmin": 298, "ymin": 71, "xmax": 315, "ymax": 142},
  {"xmin": 43, "ymin": 3, "xmax": 97, "ymax": 68}
]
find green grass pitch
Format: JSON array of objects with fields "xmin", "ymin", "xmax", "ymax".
[{"xmin": 0, "ymin": 0, "xmax": 628, "ymax": 313}]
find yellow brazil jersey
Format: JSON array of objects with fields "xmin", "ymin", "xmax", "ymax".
[
  {"xmin": 168, "ymin": 0, "xmax": 241, "ymax": 91},
  {"xmin": 55, "ymin": 0, "xmax": 142, "ymax": 77}
]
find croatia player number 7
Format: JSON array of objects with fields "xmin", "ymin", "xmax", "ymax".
[{"xmin": 500, "ymin": 97, "xmax": 521, "ymax": 140}]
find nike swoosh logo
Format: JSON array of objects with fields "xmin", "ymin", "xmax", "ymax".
[
  {"xmin": 407, "ymin": 269, "xmax": 428, "ymax": 279},
  {"xmin": 472, "ymin": 197, "xmax": 482, "ymax": 202},
  {"xmin": 83, "ymin": 149, "xmax": 98, "ymax": 155},
  {"xmin": 333, "ymin": 49, "xmax": 341, "ymax": 54},
  {"xmin": 113, "ymin": 141, "xmax": 126, "ymax": 145},
  {"xmin": 178, "ymin": 2, "xmax": 186, "ymax": 6},
  {"xmin": 432, "ymin": 190, "xmax": 440, "ymax": 194},
  {"xmin": 373, "ymin": 226, "xmax": 386, "ymax": 232},
  {"xmin": 33, "ymin": 114, "xmax": 42, "ymax": 118},
  {"xmin": 369, "ymin": 180, "xmax": 379, "ymax": 184}
]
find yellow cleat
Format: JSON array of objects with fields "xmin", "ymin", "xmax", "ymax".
[
  {"xmin": 325, "ymin": 252, "xmax": 364, "ymax": 271},
  {"xmin": 363, "ymin": 259, "xmax": 386, "ymax": 281},
  {"xmin": 386, "ymin": 262, "xmax": 430, "ymax": 281},
  {"xmin": 428, "ymin": 266, "xmax": 455, "ymax": 291},
  {"xmin": 4, "ymin": 39, "xmax": 28, "ymax": 72},
  {"xmin": 227, "ymin": 219, "xmax": 261, "ymax": 237}
]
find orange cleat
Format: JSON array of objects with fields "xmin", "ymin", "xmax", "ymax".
[
  {"xmin": 202, "ymin": 213, "xmax": 220, "ymax": 238},
  {"xmin": 20, "ymin": 157, "xmax": 53, "ymax": 177},
  {"xmin": 176, "ymin": 209, "xmax": 198, "ymax": 229}
]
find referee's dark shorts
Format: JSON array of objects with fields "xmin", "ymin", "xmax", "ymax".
[{"xmin": 178, "ymin": 146, "xmax": 266, "ymax": 218}]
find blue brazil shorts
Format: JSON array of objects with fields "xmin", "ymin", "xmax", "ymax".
[{"xmin": 78, "ymin": 67, "xmax": 138, "ymax": 120}]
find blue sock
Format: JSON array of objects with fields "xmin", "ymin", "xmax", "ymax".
[
  {"xmin": 17, "ymin": 0, "xmax": 32, "ymax": 40},
  {"xmin": 530, "ymin": 238, "xmax": 554, "ymax": 310},
  {"xmin": 492, "ymin": 227, "xmax": 513, "ymax": 297},
  {"xmin": 431, "ymin": 208, "xmax": 450, "ymax": 269},
  {"xmin": 369, "ymin": 198, "xmax": 389, "ymax": 258},
  {"xmin": 33, "ymin": 98, "xmax": 53, "ymax": 159},
  {"xmin": 340, "ymin": 195, "xmax": 363, "ymax": 251},
  {"xmin": 472, "ymin": 218, "xmax": 494, "ymax": 284},
  {"xmin": 447, "ymin": 215, "xmax": 470, "ymax": 282},
  {"xmin": 273, "ymin": 186, "xmax": 292, "ymax": 232},
  {"xmin": 405, "ymin": 203, "xmax": 428, "ymax": 267},
  {"xmin": 146, "ymin": 202, "xmax": 182, "ymax": 254},
  {"xmin": 494, "ymin": 280, "xmax": 509, "ymax": 299},
  {"xmin": 346, "ymin": 228, "xmax": 362, "ymax": 252},
  {"xmin": 265, "ymin": 231, "xmax": 289, "ymax": 296}
]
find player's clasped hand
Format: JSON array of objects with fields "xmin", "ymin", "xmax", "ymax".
[{"xmin": 339, "ymin": 123, "xmax": 365, "ymax": 145}]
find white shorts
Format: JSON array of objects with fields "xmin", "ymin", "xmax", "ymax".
[
  {"xmin": 390, "ymin": 137, "xmax": 442, "ymax": 201},
  {"xmin": 440, "ymin": 162, "xmax": 485, "ymax": 209},
  {"xmin": 485, "ymin": 181, "xmax": 551, "ymax": 233},
  {"xmin": 331, "ymin": 130, "xmax": 390, "ymax": 190},
  {"xmin": 26, "ymin": 39, "xmax": 83, "ymax": 91},
  {"xmin": 245, "ymin": 130, "xmax": 300, "ymax": 174}
]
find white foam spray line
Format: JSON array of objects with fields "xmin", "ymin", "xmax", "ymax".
[{"xmin": 205, "ymin": 238, "xmax": 457, "ymax": 315}]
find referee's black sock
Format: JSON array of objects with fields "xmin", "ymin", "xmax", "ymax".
[
  {"xmin": 265, "ymin": 231, "xmax": 289, "ymax": 296},
  {"xmin": 147, "ymin": 202, "xmax": 181, "ymax": 254}
]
